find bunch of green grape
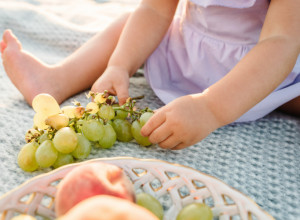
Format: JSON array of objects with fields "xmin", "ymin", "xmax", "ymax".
[{"xmin": 18, "ymin": 92, "xmax": 154, "ymax": 172}]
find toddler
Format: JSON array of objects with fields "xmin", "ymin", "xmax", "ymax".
[{"xmin": 1, "ymin": 0, "xmax": 300, "ymax": 150}]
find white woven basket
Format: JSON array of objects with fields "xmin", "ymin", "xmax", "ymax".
[{"xmin": 0, "ymin": 157, "xmax": 273, "ymax": 220}]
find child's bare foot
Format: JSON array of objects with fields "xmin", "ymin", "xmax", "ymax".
[{"xmin": 0, "ymin": 30, "xmax": 66, "ymax": 105}]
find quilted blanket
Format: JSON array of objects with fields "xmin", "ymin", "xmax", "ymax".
[{"xmin": 0, "ymin": 1, "xmax": 299, "ymax": 219}]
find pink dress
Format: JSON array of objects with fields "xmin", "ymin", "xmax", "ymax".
[{"xmin": 144, "ymin": 0, "xmax": 300, "ymax": 122}]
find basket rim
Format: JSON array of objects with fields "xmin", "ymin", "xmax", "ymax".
[{"xmin": 0, "ymin": 156, "xmax": 274, "ymax": 220}]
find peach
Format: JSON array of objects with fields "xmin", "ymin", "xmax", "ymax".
[
  {"xmin": 55, "ymin": 162, "xmax": 135, "ymax": 217},
  {"xmin": 58, "ymin": 195, "xmax": 159, "ymax": 220}
]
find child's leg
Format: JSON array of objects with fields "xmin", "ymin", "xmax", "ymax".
[
  {"xmin": 277, "ymin": 96, "xmax": 300, "ymax": 117},
  {"xmin": 0, "ymin": 13, "xmax": 130, "ymax": 105}
]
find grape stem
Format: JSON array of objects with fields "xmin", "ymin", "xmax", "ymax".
[
  {"xmin": 114, "ymin": 95, "xmax": 145, "ymax": 105},
  {"xmin": 131, "ymin": 95, "xmax": 145, "ymax": 100},
  {"xmin": 112, "ymin": 106, "xmax": 142, "ymax": 117}
]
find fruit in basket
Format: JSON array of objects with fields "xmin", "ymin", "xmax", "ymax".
[
  {"xmin": 55, "ymin": 162, "xmax": 135, "ymax": 216},
  {"xmin": 136, "ymin": 192, "xmax": 164, "ymax": 220},
  {"xmin": 176, "ymin": 203, "xmax": 213, "ymax": 220},
  {"xmin": 59, "ymin": 195, "xmax": 158, "ymax": 220}
]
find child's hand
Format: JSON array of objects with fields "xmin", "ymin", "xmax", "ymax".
[
  {"xmin": 91, "ymin": 66, "xmax": 130, "ymax": 105},
  {"xmin": 141, "ymin": 94, "xmax": 221, "ymax": 150}
]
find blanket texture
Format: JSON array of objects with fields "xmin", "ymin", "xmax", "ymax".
[{"xmin": 0, "ymin": 1, "xmax": 299, "ymax": 219}]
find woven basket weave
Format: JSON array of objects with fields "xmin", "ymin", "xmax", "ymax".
[{"xmin": 0, "ymin": 157, "xmax": 273, "ymax": 220}]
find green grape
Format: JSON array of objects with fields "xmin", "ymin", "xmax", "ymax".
[
  {"xmin": 74, "ymin": 106, "xmax": 85, "ymax": 118},
  {"xmin": 35, "ymin": 140, "xmax": 58, "ymax": 168},
  {"xmin": 86, "ymin": 113, "xmax": 98, "ymax": 120},
  {"xmin": 92, "ymin": 141, "xmax": 102, "ymax": 148},
  {"xmin": 140, "ymin": 112, "xmax": 154, "ymax": 127},
  {"xmin": 98, "ymin": 123, "xmax": 117, "ymax": 149},
  {"xmin": 52, "ymin": 153, "xmax": 74, "ymax": 169},
  {"xmin": 45, "ymin": 113, "xmax": 69, "ymax": 130},
  {"xmin": 86, "ymin": 102, "xmax": 99, "ymax": 114},
  {"xmin": 38, "ymin": 133, "xmax": 49, "ymax": 144},
  {"xmin": 107, "ymin": 120, "xmax": 114, "ymax": 126},
  {"xmin": 98, "ymin": 104, "xmax": 115, "ymax": 121},
  {"xmin": 112, "ymin": 119, "xmax": 133, "ymax": 142},
  {"xmin": 61, "ymin": 105, "xmax": 76, "ymax": 118},
  {"xmin": 18, "ymin": 142, "xmax": 39, "ymax": 172},
  {"xmin": 82, "ymin": 120, "xmax": 104, "ymax": 141},
  {"xmin": 72, "ymin": 133, "xmax": 91, "ymax": 159},
  {"xmin": 131, "ymin": 120, "xmax": 152, "ymax": 146},
  {"xmin": 113, "ymin": 104, "xmax": 128, "ymax": 120},
  {"xmin": 176, "ymin": 203, "xmax": 213, "ymax": 220},
  {"xmin": 53, "ymin": 127, "xmax": 78, "ymax": 153},
  {"xmin": 32, "ymin": 93, "xmax": 61, "ymax": 116},
  {"xmin": 94, "ymin": 93, "xmax": 107, "ymax": 104},
  {"xmin": 136, "ymin": 193, "xmax": 164, "ymax": 220},
  {"xmin": 33, "ymin": 112, "xmax": 48, "ymax": 130},
  {"xmin": 76, "ymin": 119, "xmax": 85, "ymax": 133},
  {"xmin": 11, "ymin": 214, "xmax": 37, "ymax": 220}
]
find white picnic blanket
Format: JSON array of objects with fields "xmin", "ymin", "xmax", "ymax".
[{"xmin": 0, "ymin": 1, "xmax": 299, "ymax": 219}]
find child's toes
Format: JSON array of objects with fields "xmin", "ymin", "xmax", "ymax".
[
  {"xmin": 3, "ymin": 30, "xmax": 21, "ymax": 50},
  {"xmin": 0, "ymin": 41, "xmax": 6, "ymax": 53}
]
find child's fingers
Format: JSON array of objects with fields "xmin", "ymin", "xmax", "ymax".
[
  {"xmin": 116, "ymin": 85, "xmax": 129, "ymax": 105},
  {"xmin": 157, "ymin": 135, "xmax": 182, "ymax": 150},
  {"xmin": 91, "ymin": 78, "xmax": 116, "ymax": 95},
  {"xmin": 141, "ymin": 109, "xmax": 165, "ymax": 137},
  {"xmin": 172, "ymin": 143, "xmax": 187, "ymax": 150},
  {"xmin": 147, "ymin": 122, "xmax": 172, "ymax": 144}
]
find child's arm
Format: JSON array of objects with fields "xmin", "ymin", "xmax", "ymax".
[
  {"xmin": 141, "ymin": 0, "xmax": 300, "ymax": 150},
  {"xmin": 108, "ymin": 0, "xmax": 179, "ymax": 74},
  {"xmin": 203, "ymin": 0, "xmax": 300, "ymax": 125},
  {"xmin": 92, "ymin": 0, "xmax": 179, "ymax": 104}
]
